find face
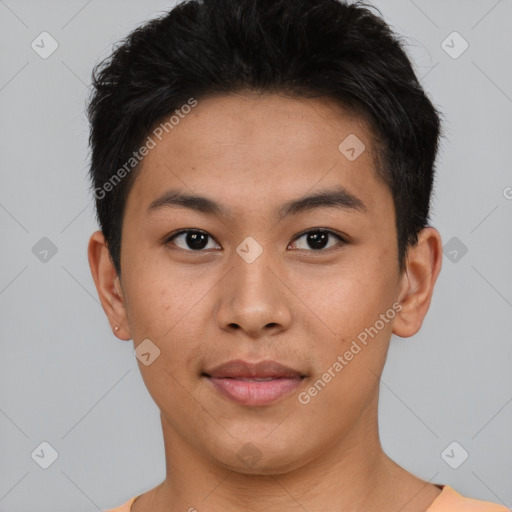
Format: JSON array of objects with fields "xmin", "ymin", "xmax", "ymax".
[{"xmin": 90, "ymin": 92, "xmax": 438, "ymax": 475}]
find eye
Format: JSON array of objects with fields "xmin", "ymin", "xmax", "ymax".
[
  {"xmin": 165, "ymin": 228, "xmax": 347, "ymax": 253},
  {"xmin": 288, "ymin": 229, "xmax": 346, "ymax": 252},
  {"xmin": 165, "ymin": 229, "xmax": 221, "ymax": 251}
]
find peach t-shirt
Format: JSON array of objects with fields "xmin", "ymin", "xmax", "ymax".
[{"xmin": 104, "ymin": 485, "xmax": 510, "ymax": 511}]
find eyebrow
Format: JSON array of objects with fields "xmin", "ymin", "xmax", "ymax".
[{"xmin": 147, "ymin": 186, "xmax": 367, "ymax": 221}]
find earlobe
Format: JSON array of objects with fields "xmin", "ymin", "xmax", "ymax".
[
  {"xmin": 393, "ymin": 227, "xmax": 443, "ymax": 338},
  {"xmin": 87, "ymin": 230, "xmax": 131, "ymax": 341}
]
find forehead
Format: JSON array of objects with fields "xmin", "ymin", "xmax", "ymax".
[{"xmin": 125, "ymin": 92, "xmax": 391, "ymax": 222}]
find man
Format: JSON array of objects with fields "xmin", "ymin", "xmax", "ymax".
[{"xmin": 86, "ymin": 0, "xmax": 509, "ymax": 510}]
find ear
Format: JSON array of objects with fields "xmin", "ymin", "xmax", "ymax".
[
  {"xmin": 87, "ymin": 230, "xmax": 131, "ymax": 340},
  {"xmin": 393, "ymin": 227, "xmax": 443, "ymax": 338}
]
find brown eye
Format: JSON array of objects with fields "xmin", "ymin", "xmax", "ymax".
[
  {"xmin": 166, "ymin": 230, "xmax": 220, "ymax": 251},
  {"xmin": 289, "ymin": 229, "xmax": 346, "ymax": 251}
]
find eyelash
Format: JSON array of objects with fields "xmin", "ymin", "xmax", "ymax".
[{"xmin": 164, "ymin": 228, "xmax": 347, "ymax": 253}]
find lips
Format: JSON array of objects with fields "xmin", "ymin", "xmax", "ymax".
[
  {"xmin": 205, "ymin": 359, "xmax": 304, "ymax": 379},
  {"xmin": 203, "ymin": 359, "xmax": 306, "ymax": 406}
]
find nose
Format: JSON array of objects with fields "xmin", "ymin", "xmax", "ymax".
[{"xmin": 215, "ymin": 245, "xmax": 292, "ymax": 339}]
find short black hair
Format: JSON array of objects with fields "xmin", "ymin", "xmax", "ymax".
[{"xmin": 87, "ymin": 0, "xmax": 443, "ymax": 277}]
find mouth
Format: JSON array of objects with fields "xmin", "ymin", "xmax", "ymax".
[{"xmin": 202, "ymin": 359, "xmax": 307, "ymax": 406}]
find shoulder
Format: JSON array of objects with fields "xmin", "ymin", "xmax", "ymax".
[
  {"xmin": 104, "ymin": 495, "xmax": 139, "ymax": 512},
  {"xmin": 428, "ymin": 485, "xmax": 510, "ymax": 512}
]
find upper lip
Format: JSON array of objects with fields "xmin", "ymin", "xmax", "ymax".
[{"xmin": 204, "ymin": 359, "xmax": 304, "ymax": 379}]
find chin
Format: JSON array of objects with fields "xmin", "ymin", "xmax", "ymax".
[{"xmin": 208, "ymin": 437, "xmax": 316, "ymax": 476}]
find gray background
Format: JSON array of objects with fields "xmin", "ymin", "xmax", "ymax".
[{"xmin": 0, "ymin": 0, "xmax": 511, "ymax": 510}]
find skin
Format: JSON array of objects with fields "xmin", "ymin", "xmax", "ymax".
[{"xmin": 88, "ymin": 92, "xmax": 443, "ymax": 512}]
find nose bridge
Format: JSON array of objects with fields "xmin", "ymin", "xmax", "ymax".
[
  {"xmin": 216, "ymin": 237, "xmax": 291, "ymax": 336},
  {"xmin": 234, "ymin": 240, "xmax": 274, "ymax": 298}
]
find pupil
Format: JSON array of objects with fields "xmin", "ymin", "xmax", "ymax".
[
  {"xmin": 308, "ymin": 231, "xmax": 328, "ymax": 250},
  {"xmin": 187, "ymin": 231, "xmax": 208, "ymax": 250}
]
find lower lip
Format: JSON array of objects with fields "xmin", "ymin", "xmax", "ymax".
[{"xmin": 206, "ymin": 376, "xmax": 303, "ymax": 406}]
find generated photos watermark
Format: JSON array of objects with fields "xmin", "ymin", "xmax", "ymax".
[
  {"xmin": 298, "ymin": 301, "xmax": 403, "ymax": 405},
  {"xmin": 93, "ymin": 97, "xmax": 198, "ymax": 200}
]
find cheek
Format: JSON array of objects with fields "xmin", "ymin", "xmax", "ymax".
[
  {"xmin": 122, "ymin": 259, "xmax": 217, "ymax": 370},
  {"xmin": 320, "ymin": 270, "xmax": 389, "ymax": 334},
  {"xmin": 121, "ymin": 249, "xmax": 195, "ymax": 338},
  {"xmin": 305, "ymin": 260, "xmax": 397, "ymax": 381},
  {"xmin": 124, "ymin": 273, "xmax": 207, "ymax": 411}
]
